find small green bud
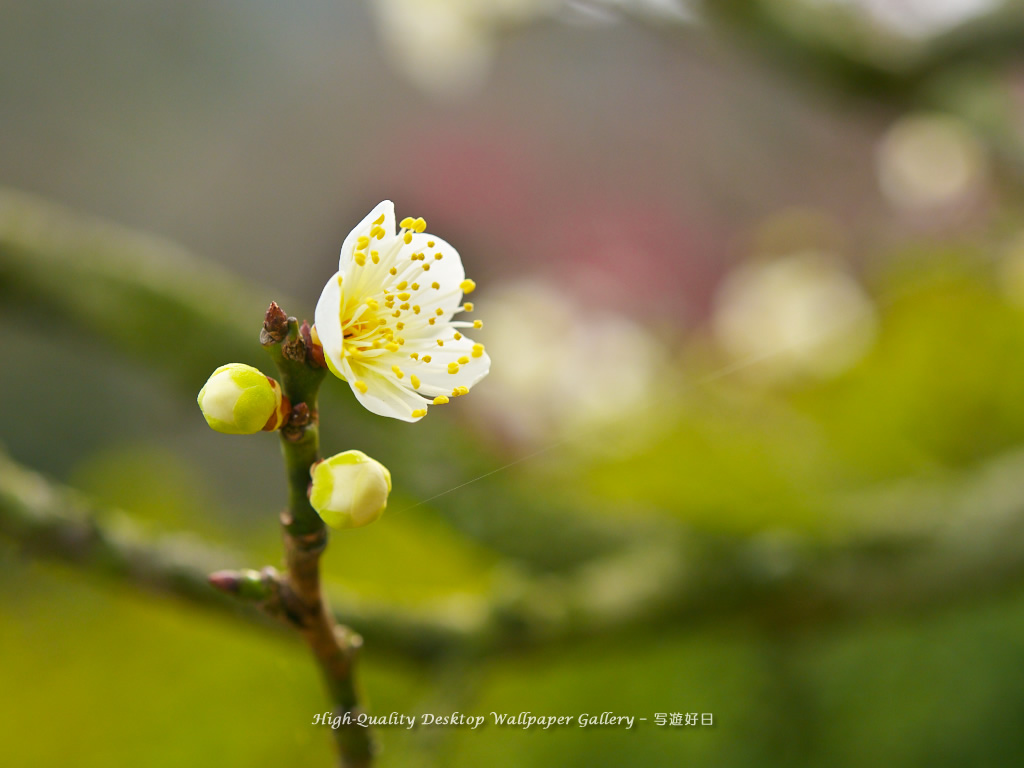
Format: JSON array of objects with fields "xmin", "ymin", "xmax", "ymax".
[
  {"xmin": 309, "ymin": 450, "xmax": 392, "ymax": 529},
  {"xmin": 197, "ymin": 363, "xmax": 287, "ymax": 434}
]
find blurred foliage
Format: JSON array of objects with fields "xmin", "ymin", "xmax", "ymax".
[{"xmin": 5, "ymin": 1, "xmax": 1024, "ymax": 766}]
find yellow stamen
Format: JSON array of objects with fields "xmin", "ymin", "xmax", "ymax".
[
  {"xmin": 390, "ymin": 266, "xmax": 398, "ymax": 275},
  {"xmin": 371, "ymin": 226, "xmax": 386, "ymax": 240},
  {"xmin": 422, "ymin": 355, "xmax": 432, "ymax": 363},
  {"xmin": 473, "ymin": 319, "xmax": 483, "ymax": 329},
  {"xmin": 447, "ymin": 362, "xmax": 459, "ymax": 374},
  {"xmin": 397, "ymin": 292, "xmax": 411, "ymax": 301},
  {"xmin": 397, "ymin": 281, "xmax": 408, "ymax": 290},
  {"xmin": 412, "ymin": 408, "xmax": 427, "ymax": 418},
  {"xmin": 392, "ymin": 365, "xmax": 404, "ymax": 379},
  {"xmin": 433, "ymin": 395, "xmax": 449, "ymax": 405},
  {"xmin": 373, "ymin": 213, "xmax": 385, "ymax": 225},
  {"xmin": 356, "ymin": 236, "xmax": 370, "ymax": 249},
  {"xmin": 460, "ymin": 279, "xmax": 476, "ymax": 294},
  {"xmin": 399, "ymin": 217, "xmax": 416, "ymax": 229},
  {"xmin": 403, "ymin": 232, "xmax": 413, "ymax": 244},
  {"xmin": 463, "ymin": 302, "xmax": 474, "ymax": 312},
  {"xmin": 412, "ymin": 217, "xmax": 427, "ymax": 232},
  {"xmin": 457, "ymin": 356, "xmax": 469, "ymax": 365},
  {"xmin": 385, "ymin": 342, "xmax": 399, "ymax": 352},
  {"xmin": 472, "ymin": 344, "xmax": 484, "ymax": 358},
  {"xmin": 454, "ymin": 332, "xmax": 462, "ymax": 340},
  {"xmin": 435, "ymin": 308, "xmax": 444, "ymax": 316},
  {"xmin": 354, "ymin": 380, "xmax": 368, "ymax": 394},
  {"xmin": 411, "ymin": 375, "xmax": 421, "ymax": 388},
  {"xmin": 437, "ymin": 339, "xmax": 444, "ymax": 346},
  {"xmin": 431, "ymin": 281, "xmax": 440, "ymax": 290}
]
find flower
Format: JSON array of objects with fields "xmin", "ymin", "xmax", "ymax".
[
  {"xmin": 314, "ymin": 200, "xmax": 490, "ymax": 422},
  {"xmin": 197, "ymin": 363, "xmax": 288, "ymax": 434},
  {"xmin": 309, "ymin": 450, "xmax": 392, "ymax": 529}
]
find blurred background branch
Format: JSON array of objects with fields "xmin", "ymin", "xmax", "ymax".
[{"xmin": 8, "ymin": 433, "xmax": 1024, "ymax": 659}]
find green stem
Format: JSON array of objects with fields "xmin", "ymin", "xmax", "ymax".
[{"xmin": 264, "ymin": 313, "xmax": 374, "ymax": 767}]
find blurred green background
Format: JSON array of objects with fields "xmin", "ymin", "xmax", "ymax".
[{"xmin": 5, "ymin": 1, "xmax": 1024, "ymax": 765}]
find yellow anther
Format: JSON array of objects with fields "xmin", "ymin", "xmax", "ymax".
[
  {"xmin": 448, "ymin": 362, "xmax": 460, "ymax": 374},
  {"xmin": 355, "ymin": 380, "xmax": 368, "ymax": 394},
  {"xmin": 437, "ymin": 339, "xmax": 444, "ymax": 346},
  {"xmin": 431, "ymin": 281, "xmax": 440, "ymax": 290},
  {"xmin": 412, "ymin": 408, "xmax": 427, "ymax": 418},
  {"xmin": 390, "ymin": 267, "xmax": 398, "ymax": 275},
  {"xmin": 399, "ymin": 217, "xmax": 416, "ymax": 229},
  {"xmin": 432, "ymin": 395, "xmax": 449, "ymax": 405},
  {"xmin": 403, "ymin": 232, "xmax": 413, "ymax": 244},
  {"xmin": 366, "ymin": 299, "xmax": 379, "ymax": 310},
  {"xmin": 422, "ymin": 264, "xmax": 431, "ymax": 271},
  {"xmin": 397, "ymin": 281, "xmax": 408, "ymax": 290},
  {"xmin": 411, "ymin": 283, "xmax": 419, "ymax": 290},
  {"xmin": 473, "ymin": 319, "xmax": 483, "ymax": 329},
  {"xmin": 397, "ymin": 292, "xmax": 411, "ymax": 301},
  {"xmin": 385, "ymin": 342, "xmax": 400, "ymax": 352},
  {"xmin": 400, "ymin": 303, "xmax": 410, "ymax": 310},
  {"xmin": 472, "ymin": 343, "xmax": 484, "ymax": 358},
  {"xmin": 434, "ymin": 253, "xmax": 443, "ymax": 260},
  {"xmin": 392, "ymin": 310, "xmax": 401, "ymax": 318},
  {"xmin": 392, "ymin": 365, "xmax": 404, "ymax": 379},
  {"xmin": 412, "ymin": 217, "xmax": 427, "ymax": 232},
  {"xmin": 454, "ymin": 332, "xmax": 462, "ymax": 340},
  {"xmin": 463, "ymin": 302, "xmax": 474, "ymax": 312},
  {"xmin": 354, "ymin": 253, "xmax": 366, "ymax": 266},
  {"xmin": 371, "ymin": 252, "xmax": 380, "ymax": 264},
  {"xmin": 399, "ymin": 338, "xmax": 406, "ymax": 346},
  {"xmin": 372, "ymin": 341, "xmax": 381, "ymax": 349},
  {"xmin": 427, "ymin": 240, "xmax": 435, "ymax": 247},
  {"xmin": 428, "ymin": 318, "xmax": 436, "ymax": 325},
  {"xmin": 410, "ymin": 352, "xmax": 419, "ymax": 360},
  {"xmin": 410, "ymin": 375, "xmax": 421, "ymax": 388},
  {"xmin": 435, "ymin": 307, "xmax": 444, "ymax": 316},
  {"xmin": 451, "ymin": 386, "xmax": 469, "ymax": 397},
  {"xmin": 422, "ymin": 355, "xmax": 432, "ymax": 363},
  {"xmin": 413, "ymin": 306, "xmax": 421, "ymax": 314},
  {"xmin": 373, "ymin": 213, "xmax": 385, "ymax": 225},
  {"xmin": 371, "ymin": 226, "xmax": 386, "ymax": 240},
  {"xmin": 396, "ymin": 322, "xmax": 405, "ymax": 330},
  {"xmin": 378, "ymin": 318, "xmax": 388, "ymax": 326},
  {"xmin": 457, "ymin": 356, "xmax": 469, "ymax": 365},
  {"xmin": 460, "ymin": 279, "xmax": 476, "ymax": 294},
  {"xmin": 356, "ymin": 236, "xmax": 370, "ymax": 249}
]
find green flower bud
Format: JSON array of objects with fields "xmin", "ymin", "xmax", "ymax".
[
  {"xmin": 197, "ymin": 363, "xmax": 287, "ymax": 434},
  {"xmin": 309, "ymin": 450, "xmax": 392, "ymax": 529}
]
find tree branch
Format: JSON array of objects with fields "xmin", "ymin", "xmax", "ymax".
[{"xmin": 7, "ymin": 444, "xmax": 1024, "ymax": 659}]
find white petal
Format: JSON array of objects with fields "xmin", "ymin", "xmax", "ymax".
[
  {"xmin": 341, "ymin": 356, "xmax": 428, "ymax": 422},
  {"xmin": 339, "ymin": 201, "xmax": 397, "ymax": 275},
  {"xmin": 313, "ymin": 271, "xmax": 346, "ymax": 375},
  {"xmin": 391, "ymin": 233, "xmax": 467, "ymax": 331},
  {"xmin": 405, "ymin": 331, "xmax": 490, "ymax": 394}
]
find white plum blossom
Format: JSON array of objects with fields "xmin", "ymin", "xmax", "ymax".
[{"xmin": 313, "ymin": 201, "xmax": 489, "ymax": 422}]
